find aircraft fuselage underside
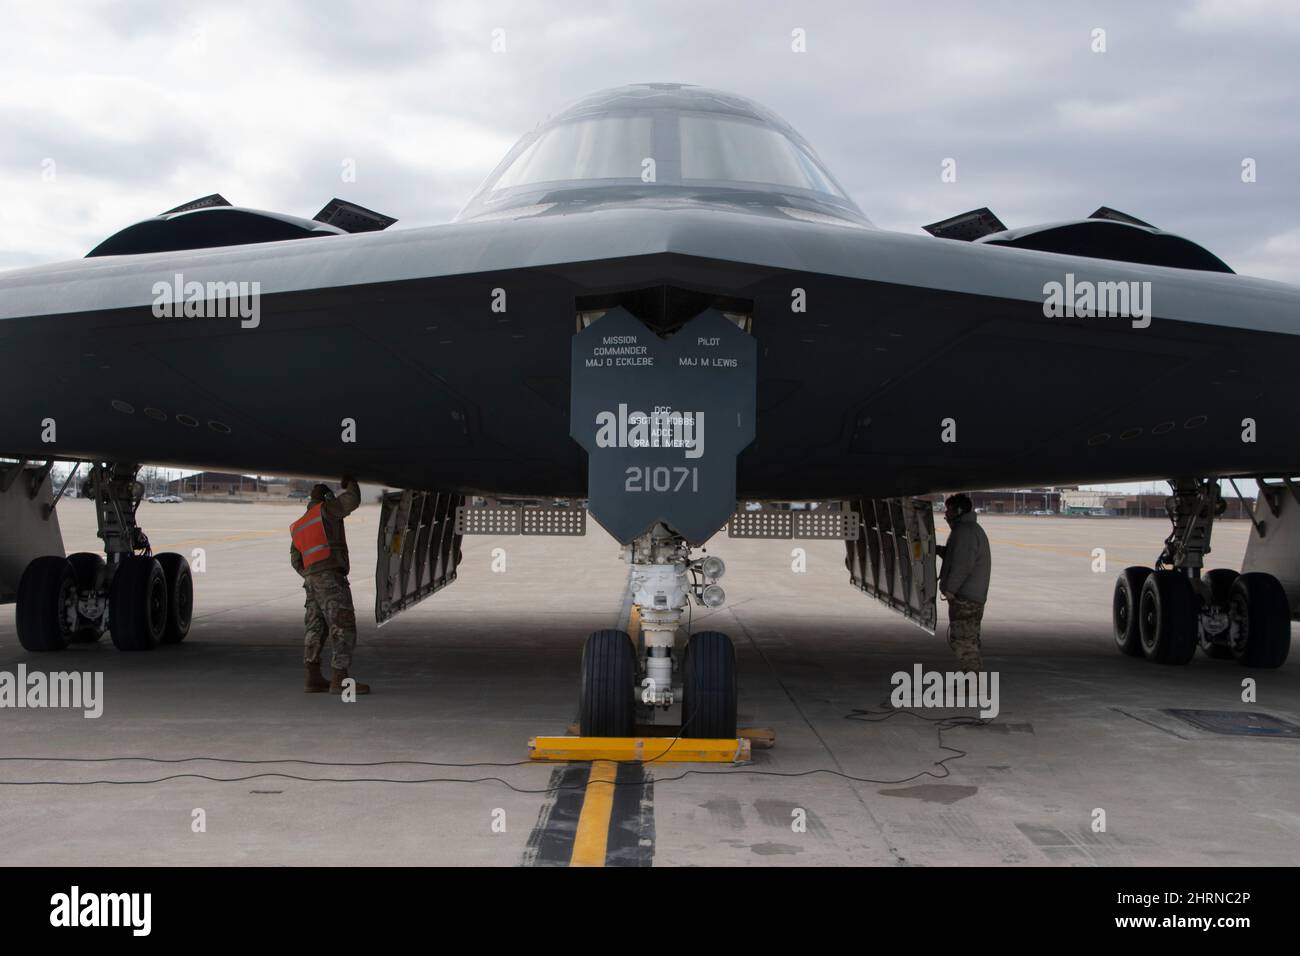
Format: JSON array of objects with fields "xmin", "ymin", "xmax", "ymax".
[{"xmin": 2, "ymin": 251, "xmax": 1297, "ymax": 503}]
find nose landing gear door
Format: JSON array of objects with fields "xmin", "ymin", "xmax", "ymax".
[{"xmin": 570, "ymin": 308, "xmax": 757, "ymax": 546}]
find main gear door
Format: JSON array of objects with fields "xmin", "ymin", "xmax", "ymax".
[
  {"xmin": 0, "ymin": 462, "xmax": 64, "ymax": 604},
  {"xmin": 845, "ymin": 497, "xmax": 939, "ymax": 634},
  {"xmin": 374, "ymin": 490, "xmax": 465, "ymax": 625}
]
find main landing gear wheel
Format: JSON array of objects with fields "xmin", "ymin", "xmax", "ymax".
[
  {"xmin": 15, "ymin": 556, "xmax": 76, "ymax": 652},
  {"xmin": 1113, "ymin": 566, "xmax": 1151, "ymax": 657},
  {"xmin": 1229, "ymin": 572, "xmax": 1291, "ymax": 669},
  {"xmin": 579, "ymin": 629, "xmax": 636, "ymax": 736},
  {"xmin": 66, "ymin": 552, "xmax": 106, "ymax": 643},
  {"xmin": 1198, "ymin": 568, "xmax": 1238, "ymax": 660},
  {"xmin": 155, "ymin": 552, "xmax": 193, "ymax": 644},
  {"xmin": 1139, "ymin": 570, "xmax": 1198, "ymax": 665},
  {"xmin": 681, "ymin": 630, "xmax": 737, "ymax": 739},
  {"xmin": 109, "ymin": 555, "xmax": 167, "ymax": 651}
]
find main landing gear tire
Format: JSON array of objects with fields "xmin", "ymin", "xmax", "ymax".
[
  {"xmin": 1198, "ymin": 568, "xmax": 1238, "ymax": 660},
  {"xmin": 1113, "ymin": 566, "xmax": 1151, "ymax": 658},
  {"xmin": 155, "ymin": 552, "xmax": 193, "ymax": 644},
  {"xmin": 1229, "ymin": 572, "xmax": 1291, "ymax": 670},
  {"xmin": 681, "ymin": 630, "xmax": 738, "ymax": 739},
  {"xmin": 1139, "ymin": 570, "xmax": 1198, "ymax": 665},
  {"xmin": 15, "ymin": 556, "xmax": 76, "ymax": 652},
  {"xmin": 66, "ymin": 552, "xmax": 106, "ymax": 643},
  {"xmin": 579, "ymin": 629, "xmax": 636, "ymax": 737},
  {"xmin": 109, "ymin": 555, "xmax": 167, "ymax": 652}
]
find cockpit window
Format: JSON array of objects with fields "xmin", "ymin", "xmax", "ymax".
[
  {"xmin": 679, "ymin": 113, "xmax": 844, "ymax": 197},
  {"xmin": 458, "ymin": 96, "xmax": 866, "ymax": 224},
  {"xmin": 492, "ymin": 115, "xmax": 655, "ymax": 190}
]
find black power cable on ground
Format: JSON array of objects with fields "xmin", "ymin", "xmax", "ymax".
[{"xmin": 0, "ymin": 705, "xmax": 990, "ymax": 792}]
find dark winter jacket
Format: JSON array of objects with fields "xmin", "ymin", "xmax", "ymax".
[{"xmin": 938, "ymin": 511, "xmax": 991, "ymax": 603}]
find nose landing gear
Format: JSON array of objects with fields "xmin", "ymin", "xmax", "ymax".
[{"xmin": 577, "ymin": 523, "xmax": 737, "ymax": 737}]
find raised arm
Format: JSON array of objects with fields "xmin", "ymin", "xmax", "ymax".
[{"xmin": 324, "ymin": 476, "xmax": 361, "ymax": 519}]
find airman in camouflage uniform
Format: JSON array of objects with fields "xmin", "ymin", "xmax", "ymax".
[
  {"xmin": 291, "ymin": 477, "xmax": 371, "ymax": 694},
  {"xmin": 946, "ymin": 598, "xmax": 986, "ymax": 672},
  {"xmin": 936, "ymin": 493, "xmax": 991, "ymax": 673}
]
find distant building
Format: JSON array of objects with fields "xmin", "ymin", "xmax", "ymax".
[
  {"xmin": 928, "ymin": 488, "xmax": 1064, "ymax": 514},
  {"xmin": 925, "ymin": 486, "xmax": 1257, "ymax": 519},
  {"xmin": 1061, "ymin": 489, "xmax": 1128, "ymax": 515},
  {"xmin": 163, "ymin": 473, "xmax": 384, "ymax": 502},
  {"xmin": 1060, "ymin": 488, "xmax": 1256, "ymax": 518},
  {"xmin": 167, "ymin": 472, "xmax": 267, "ymax": 496}
]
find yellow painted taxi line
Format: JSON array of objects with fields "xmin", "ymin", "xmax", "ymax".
[{"xmin": 569, "ymin": 760, "xmax": 618, "ymax": 867}]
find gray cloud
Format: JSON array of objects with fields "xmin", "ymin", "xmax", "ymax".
[{"xmin": 0, "ymin": 0, "xmax": 1296, "ymax": 282}]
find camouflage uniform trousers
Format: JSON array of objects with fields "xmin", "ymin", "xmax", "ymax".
[
  {"xmin": 946, "ymin": 597, "xmax": 985, "ymax": 672},
  {"xmin": 302, "ymin": 570, "xmax": 357, "ymax": 671}
]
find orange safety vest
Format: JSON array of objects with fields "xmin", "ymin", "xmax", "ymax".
[{"xmin": 290, "ymin": 503, "xmax": 332, "ymax": 569}]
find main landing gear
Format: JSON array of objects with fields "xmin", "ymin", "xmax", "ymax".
[
  {"xmin": 1112, "ymin": 478, "xmax": 1289, "ymax": 668},
  {"xmin": 578, "ymin": 522, "xmax": 737, "ymax": 738},
  {"xmin": 16, "ymin": 462, "xmax": 192, "ymax": 653}
]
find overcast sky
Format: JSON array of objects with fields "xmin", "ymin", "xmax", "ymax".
[{"xmin": 2, "ymin": 0, "xmax": 1298, "ymax": 281}]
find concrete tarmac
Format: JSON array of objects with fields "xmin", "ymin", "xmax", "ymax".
[{"xmin": 0, "ymin": 500, "xmax": 1297, "ymax": 866}]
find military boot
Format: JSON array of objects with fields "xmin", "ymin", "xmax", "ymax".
[
  {"xmin": 304, "ymin": 662, "xmax": 330, "ymax": 693},
  {"xmin": 330, "ymin": 668, "xmax": 371, "ymax": 695}
]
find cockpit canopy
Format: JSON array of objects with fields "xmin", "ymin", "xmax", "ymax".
[{"xmin": 455, "ymin": 83, "xmax": 866, "ymax": 224}]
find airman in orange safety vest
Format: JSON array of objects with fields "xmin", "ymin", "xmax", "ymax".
[{"xmin": 290, "ymin": 476, "xmax": 369, "ymax": 694}]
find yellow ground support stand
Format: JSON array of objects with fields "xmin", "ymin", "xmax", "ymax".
[
  {"xmin": 539, "ymin": 605, "xmax": 775, "ymax": 764},
  {"xmin": 529, "ymin": 735, "xmax": 752, "ymax": 763}
]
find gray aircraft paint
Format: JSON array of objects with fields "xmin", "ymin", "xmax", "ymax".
[{"xmin": 3, "ymin": 204, "xmax": 1300, "ymax": 338}]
